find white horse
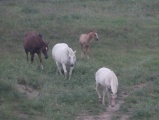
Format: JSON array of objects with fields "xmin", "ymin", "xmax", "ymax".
[
  {"xmin": 95, "ymin": 67, "xmax": 118, "ymax": 107},
  {"xmin": 52, "ymin": 43, "xmax": 76, "ymax": 79}
]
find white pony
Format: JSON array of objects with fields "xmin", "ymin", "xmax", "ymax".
[
  {"xmin": 52, "ymin": 43, "xmax": 76, "ymax": 79},
  {"xmin": 95, "ymin": 67, "xmax": 118, "ymax": 107}
]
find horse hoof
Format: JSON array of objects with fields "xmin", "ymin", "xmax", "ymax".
[{"xmin": 99, "ymin": 98, "xmax": 102, "ymax": 104}]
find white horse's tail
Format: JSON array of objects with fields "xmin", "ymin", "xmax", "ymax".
[{"xmin": 111, "ymin": 71, "xmax": 118, "ymax": 95}]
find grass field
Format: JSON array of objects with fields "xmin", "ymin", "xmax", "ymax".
[{"xmin": 0, "ymin": 0, "xmax": 159, "ymax": 120}]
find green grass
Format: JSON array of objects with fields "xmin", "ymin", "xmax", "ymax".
[{"xmin": 0, "ymin": 0, "xmax": 159, "ymax": 120}]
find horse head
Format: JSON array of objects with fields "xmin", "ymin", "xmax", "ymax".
[
  {"xmin": 68, "ymin": 48, "xmax": 76, "ymax": 67},
  {"xmin": 92, "ymin": 31, "xmax": 99, "ymax": 41},
  {"xmin": 89, "ymin": 30, "xmax": 99, "ymax": 41},
  {"xmin": 111, "ymin": 94, "xmax": 117, "ymax": 107},
  {"xmin": 42, "ymin": 42, "xmax": 49, "ymax": 59}
]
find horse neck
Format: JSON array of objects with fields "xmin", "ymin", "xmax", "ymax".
[
  {"xmin": 39, "ymin": 39, "xmax": 46, "ymax": 47},
  {"xmin": 86, "ymin": 32, "xmax": 93, "ymax": 42},
  {"xmin": 68, "ymin": 48, "xmax": 74, "ymax": 55},
  {"xmin": 87, "ymin": 32, "xmax": 94, "ymax": 40}
]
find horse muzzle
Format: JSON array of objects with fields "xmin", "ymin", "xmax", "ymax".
[
  {"xmin": 45, "ymin": 56, "xmax": 48, "ymax": 59},
  {"xmin": 70, "ymin": 64, "xmax": 74, "ymax": 67}
]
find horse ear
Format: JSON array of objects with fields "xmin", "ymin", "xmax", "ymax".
[
  {"xmin": 38, "ymin": 34, "xmax": 43, "ymax": 38},
  {"xmin": 67, "ymin": 48, "xmax": 71, "ymax": 54},
  {"xmin": 93, "ymin": 29, "xmax": 96, "ymax": 33}
]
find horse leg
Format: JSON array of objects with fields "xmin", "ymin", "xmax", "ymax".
[
  {"xmin": 25, "ymin": 50, "xmax": 29, "ymax": 62},
  {"xmin": 56, "ymin": 62, "xmax": 62, "ymax": 75},
  {"xmin": 69, "ymin": 66, "xmax": 74, "ymax": 79},
  {"xmin": 30, "ymin": 53, "xmax": 34, "ymax": 64},
  {"xmin": 106, "ymin": 87, "xmax": 111, "ymax": 106},
  {"xmin": 83, "ymin": 46, "xmax": 87, "ymax": 58},
  {"xmin": 86, "ymin": 46, "xmax": 89, "ymax": 59},
  {"xmin": 102, "ymin": 87, "xmax": 107, "ymax": 105},
  {"xmin": 37, "ymin": 52, "xmax": 43, "ymax": 70},
  {"xmin": 80, "ymin": 44, "xmax": 84, "ymax": 58},
  {"xmin": 95, "ymin": 83, "xmax": 102, "ymax": 103},
  {"xmin": 62, "ymin": 64, "xmax": 67, "ymax": 79}
]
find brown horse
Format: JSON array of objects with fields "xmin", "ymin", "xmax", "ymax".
[
  {"xmin": 23, "ymin": 31, "xmax": 49, "ymax": 69},
  {"xmin": 79, "ymin": 30, "xmax": 99, "ymax": 59}
]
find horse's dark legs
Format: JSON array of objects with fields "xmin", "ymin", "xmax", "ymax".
[
  {"xmin": 30, "ymin": 53, "xmax": 34, "ymax": 64},
  {"xmin": 37, "ymin": 52, "xmax": 43, "ymax": 69},
  {"xmin": 25, "ymin": 50, "xmax": 29, "ymax": 61}
]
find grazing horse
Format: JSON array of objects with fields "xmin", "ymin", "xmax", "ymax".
[
  {"xmin": 95, "ymin": 67, "xmax": 118, "ymax": 107},
  {"xmin": 79, "ymin": 30, "xmax": 99, "ymax": 59},
  {"xmin": 52, "ymin": 43, "xmax": 76, "ymax": 79},
  {"xmin": 23, "ymin": 31, "xmax": 49, "ymax": 69}
]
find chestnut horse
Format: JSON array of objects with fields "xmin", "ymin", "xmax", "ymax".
[
  {"xmin": 23, "ymin": 31, "xmax": 49, "ymax": 69},
  {"xmin": 79, "ymin": 30, "xmax": 99, "ymax": 59}
]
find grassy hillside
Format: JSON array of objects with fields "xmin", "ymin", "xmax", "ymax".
[{"xmin": 0, "ymin": 0, "xmax": 159, "ymax": 120}]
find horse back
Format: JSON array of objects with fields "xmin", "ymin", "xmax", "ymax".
[
  {"xmin": 96, "ymin": 68, "xmax": 118, "ymax": 94},
  {"xmin": 52, "ymin": 43, "xmax": 69, "ymax": 63},
  {"xmin": 23, "ymin": 31, "xmax": 44, "ymax": 52},
  {"xmin": 79, "ymin": 34, "xmax": 90, "ymax": 44},
  {"xmin": 96, "ymin": 68, "xmax": 114, "ymax": 85}
]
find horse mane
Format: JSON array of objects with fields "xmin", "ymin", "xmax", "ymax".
[
  {"xmin": 68, "ymin": 47, "xmax": 74, "ymax": 55},
  {"xmin": 111, "ymin": 71, "xmax": 118, "ymax": 94},
  {"xmin": 86, "ymin": 29, "xmax": 96, "ymax": 34}
]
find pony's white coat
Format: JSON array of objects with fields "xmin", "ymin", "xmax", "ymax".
[
  {"xmin": 52, "ymin": 43, "xmax": 76, "ymax": 79},
  {"xmin": 95, "ymin": 67, "xmax": 118, "ymax": 107}
]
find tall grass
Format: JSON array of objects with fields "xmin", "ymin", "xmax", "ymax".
[{"xmin": 0, "ymin": 0, "xmax": 159, "ymax": 120}]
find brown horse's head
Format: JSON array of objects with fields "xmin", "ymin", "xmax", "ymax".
[
  {"xmin": 90, "ymin": 30, "xmax": 99, "ymax": 41},
  {"xmin": 41, "ymin": 42, "xmax": 49, "ymax": 59}
]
